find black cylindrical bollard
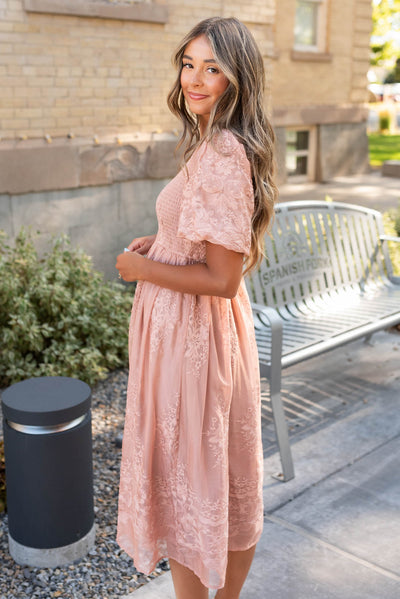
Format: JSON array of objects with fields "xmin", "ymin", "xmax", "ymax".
[{"xmin": 1, "ymin": 376, "xmax": 95, "ymax": 567}]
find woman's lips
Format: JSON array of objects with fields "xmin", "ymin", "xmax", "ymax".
[{"xmin": 188, "ymin": 92, "xmax": 208, "ymax": 100}]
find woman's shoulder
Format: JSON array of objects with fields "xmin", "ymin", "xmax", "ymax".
[
  {"xmin": 209, "ymin": 129, "xmax": 244, "ymax": 156},
  {"xmin": 186, "ymin": 130, "xmax": 251, "ymax": 181},
  {"xmin": 199, "ymin": 129, "xmax": 250, "ymax": 173},
  {"xmin": 184, "ymin": 130, "xmax": 252, "ymax": 193}
]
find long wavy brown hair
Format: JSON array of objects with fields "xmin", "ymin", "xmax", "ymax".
[{"xmin": 167, "ymin": 17, "xmax": 278, "ymax": 273}]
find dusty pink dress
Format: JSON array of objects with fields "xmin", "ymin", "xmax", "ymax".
[{"xmin": 117, "ymin": 130, "xmax": 263, "ymax": 590}]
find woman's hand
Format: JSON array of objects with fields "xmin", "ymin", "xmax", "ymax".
[
  {"xmin": 117, "ymin": 235, "xmax": 244, "ymax": 297},
  {"xmin": 127, "ymin": 234, "xmax": 156, "ymax": 255},
  {"xmin": 115, "ymin": 251, "xmax": 146, "ymax": 282},
  {"xmin": 116, "ymin": 242, "xmax": 243, "ymax": 298}
]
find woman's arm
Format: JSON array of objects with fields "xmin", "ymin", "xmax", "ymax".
[{"xmin": 115, "ymin": 242, "xmax": 244, "ymax": 299}]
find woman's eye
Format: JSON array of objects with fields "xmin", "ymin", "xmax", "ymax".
[
  {"xmin": 182, "ymin": 63, "xmax": 192, "ymax": 69},
  {"xmin": 207, "ymin": 67, "xmax": 219, "ymax": 74}
]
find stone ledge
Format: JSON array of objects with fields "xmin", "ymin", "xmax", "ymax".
[
  {"xmin": 0, "ymin": 135, "xmax": 180, "ymax": 195},
  {"xmin": 23, "ymin": 0, "xmax": 168, "ymax": 24},
  {"xmin": 272, "ymin": 104, "xmax": 369, "ymax": 128},
  {"xmin": 382, "ymin": 160, "xmax": 400, "ymax": 178},
  {"xmin": 291, "ymin": 50, "xmax": 332, "ymax": 63}
]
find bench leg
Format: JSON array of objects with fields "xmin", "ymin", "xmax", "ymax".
[
  {"xmin": 364, "ymin": 333, "xmax": 374, "ymax": 345},
  {"xmin": 269, "ymin": 362, "xmax": 295, "ymax": 482}
]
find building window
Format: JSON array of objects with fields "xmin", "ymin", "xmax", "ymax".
[
  {"xmin": 286, "ymin": 128, "xmax": 316, "ymax": 181},
  {"xmin": 294, "ymin": 0, "xmax": 327, "ymax": 53}
]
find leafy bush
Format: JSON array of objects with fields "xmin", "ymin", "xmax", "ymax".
[
  {"xmin": 383, "ymin": 203, "xmax": 400, "ymax": 277},
  {"xmin": 379, "ymin": 111, "xmax": 391, "ymax": 132},
  {"xmin": 0, "ymin": 229, "xmax": 133, "ymax": 388},
  {"xmin": 394, "ymin": 203, "xmax": 400, "ymax": 238}
]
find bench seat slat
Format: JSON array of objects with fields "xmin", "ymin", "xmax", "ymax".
[{"xmin": 255, "ymin": 302, "xmax": 400, "ymax": 369}]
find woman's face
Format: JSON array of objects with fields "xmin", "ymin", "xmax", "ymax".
[{"xmin": 180, "ymin": 34, "xmax": 229, "ymax": 133}]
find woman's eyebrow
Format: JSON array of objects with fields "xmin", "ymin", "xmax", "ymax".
[{"xmin": 182, "ymin": 54, "xmax": 217, "ymax": 63}]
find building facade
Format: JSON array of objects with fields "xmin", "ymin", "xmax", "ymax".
[
  {"xmin": 0, "ymin": 0, "xmax": 372, "ymax": 276},
  {"xmin": 272, "ymin": 0, "xmax": 371, "ymax": 182}
]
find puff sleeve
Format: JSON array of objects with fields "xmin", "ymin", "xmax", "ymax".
[{"xmin": 177, "ymin": 131, "xmax": 254, "ymax": 256}]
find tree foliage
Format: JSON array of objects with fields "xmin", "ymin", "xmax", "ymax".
[
  {"xmin": 384, "ymin": 57, "xmax": 400, "ymax": 82},
  {"xmin": 371, "ymin": 0, "xmax": 400, "ymax": 66}
]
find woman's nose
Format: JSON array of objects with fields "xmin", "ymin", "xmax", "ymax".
[{"xmin": 191, "ymin": 68, "xmax": 202, "ymax": 86}]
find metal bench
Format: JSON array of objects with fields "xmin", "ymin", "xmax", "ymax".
[{"xmin": 246, "ymin": 200, "xmax": 400, "ymax": 482}]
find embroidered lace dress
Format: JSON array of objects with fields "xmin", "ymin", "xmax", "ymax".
[{"xmin": 117, "ymin": 130, "xmax": 264, "ymax": 590}]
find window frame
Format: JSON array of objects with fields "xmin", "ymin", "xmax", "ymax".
[
  {"xmin": 293, "ymin": 0, "xmax": 328, "ymax": 55},
  {"xmin": 285, "ymin": 126, "xmax": 317, "ymax": 182}
]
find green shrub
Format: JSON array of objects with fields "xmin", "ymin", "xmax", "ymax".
[
  {"xmin": 394, "ymin": 203, "xmax": 400, "ymax": 238},
  {"xmin": 383, "ymin": 203, "xmax": 400, "ymax": 277},
  {"xmin": 379, "ymin": 111, "xmax": 390, "ymax": 132},
  {"xmin": 0, "ymin": 229, "xmax": 133, "ymax": 388}
]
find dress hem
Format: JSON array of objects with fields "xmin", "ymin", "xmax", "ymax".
[{"xmin": 117, "ymin": 526, "xmax": 263, "ymax": 591}]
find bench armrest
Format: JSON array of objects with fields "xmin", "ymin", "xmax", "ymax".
[
  {"xmin": 380, "ymin": 235, "xmax": 400, "ymax": 243},
  {"xmin": 250, "ymin": 303, "xmax": 283, "ymax": 379},
  {"xmin": 250, "ymin": 302, "xmax": 283, "ymax": 332}
]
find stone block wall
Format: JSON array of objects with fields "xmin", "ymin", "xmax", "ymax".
[
  {"xmin": 0, "ymin": 177, "xmax": 167, "ymax": 279},
  {"xmin": 0, "ymin": 133, "xmax": 179, "ymax": 194},
  {"xmin": 317, "ymin": 122, "xmax": 370, "ymax": 181}
]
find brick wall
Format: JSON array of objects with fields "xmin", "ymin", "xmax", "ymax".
[
  {"xmin": 0, "ymin": 0, "xmax": 371, "ymax": 141},
  {"xmin": 0, "ymin": 0, "xmax": 276, "ymax": 141},
  {"xmin": 271, "ymin": 0, "xmax": 371, "ymax": 111},
  {"xmin": 350, "ymin": 0, "xmax": 373, "ymax": 103},
  {"xmin": 1, "ymin": 0, "xmax": 176, "ymax": 140}
]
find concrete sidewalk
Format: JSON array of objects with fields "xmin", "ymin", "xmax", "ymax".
[
  {"xmin": 278, "ymin": 170, "xmax": 400, "ymax": 213},
  {"xmin": 122, "ymin": 329, "xmax": 400, "ymax": 599}
]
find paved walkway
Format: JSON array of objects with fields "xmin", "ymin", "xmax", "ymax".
[
  {"xmin": 122, "ymin": 329, "xmax": 400, "ymax": 599},
  {"xmin": 278, "ymin": 170, "xmax": 399, "ymax": 213}
]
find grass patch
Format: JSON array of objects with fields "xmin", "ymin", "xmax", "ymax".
[{"xmin": 368, "ymin": 134, "xmax": 400, "ymax": 166}]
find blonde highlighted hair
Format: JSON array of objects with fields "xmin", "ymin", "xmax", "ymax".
[{"xmin": 167, "ymin": 16, "xmax": 278, "ymax": 273}]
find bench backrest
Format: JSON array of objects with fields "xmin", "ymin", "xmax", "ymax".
[{"xmin": 246, "ymin": 200, "xmax": 391, "ymax": 309}]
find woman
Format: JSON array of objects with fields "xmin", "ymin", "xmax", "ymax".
[{"xmin": 116, "ymin": 17, "xmax": 277, "ymax": 599}]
